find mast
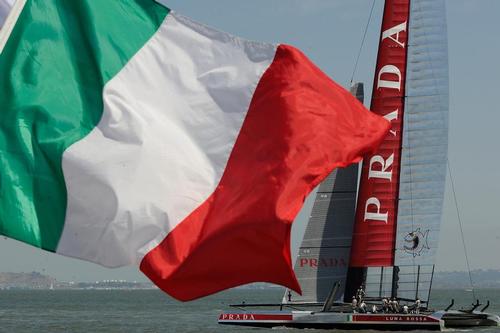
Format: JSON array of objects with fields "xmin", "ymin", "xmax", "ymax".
[{"xmin": 346, "ymin": 0, "xmax": 448, "ymax": 304}]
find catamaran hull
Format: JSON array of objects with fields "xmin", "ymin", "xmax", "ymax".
[
  {"xmin": 218, "ymin": 311, "xmax": 444, "ymax": 330},
  {"xmin": 437, "ymin": 311, "xmax": 500, "ymax": 328}
]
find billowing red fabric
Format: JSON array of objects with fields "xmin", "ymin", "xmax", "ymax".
[{"xmin": 140, "ymin": 44, "xmax": 390, "ymax": 301}]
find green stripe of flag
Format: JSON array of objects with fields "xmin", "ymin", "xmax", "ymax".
[{"xmin": 0, "ymin": 0, "xmax": 169, "ymax": 250}]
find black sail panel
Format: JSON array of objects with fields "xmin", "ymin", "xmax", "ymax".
[{"xmin": 283, "ymin": 84, "xmax": 363, "ymax": 304}]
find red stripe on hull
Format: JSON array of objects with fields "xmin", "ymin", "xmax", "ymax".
[
  {"xmin": 219, "ymin": 313, "xmax": 293, "ymax": 321},
  {"xmin": 350, "ymin": 0, "xmax": 410, "ymax": 267},
  {"xmin": 140, "ymin": 44, "xmax": 390, "ymax": 301}
]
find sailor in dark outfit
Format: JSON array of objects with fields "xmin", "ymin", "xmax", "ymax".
[{"xmin": 355, "ymin": 285, "xmax": 366, "ymax": 303}]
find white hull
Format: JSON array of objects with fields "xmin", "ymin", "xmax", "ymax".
[
  {"xmin": 218, "ymin": 311, "xmax": 444, "ymax": 330},
  {"xmin": 437, "ymin": 310, "xmax": 500, "ymax": 328}
]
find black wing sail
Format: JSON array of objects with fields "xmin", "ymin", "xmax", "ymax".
[{"xmin": 283, "ymin": 83, "xmax": 363, "ymax": 304}]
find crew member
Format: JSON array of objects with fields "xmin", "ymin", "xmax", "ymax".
[
  {"xmin": 359, "ymin": 301, "xmax": 367, "ymax": 313},
  {"xmin": 391, "ymin": 298, "xmax": 400, "ymax": 313},
  {"xmin": 352, "ymin": 296, "xmax": 358, "ymax": 312},
  {"xmin": 415, "ymin": 298, "xmax": 421, "ymax": 314},
  {"xmin": 355, "ymin": 287, "xmax": 361, "ymax": 302},
  {"xmin": 382, "ymin": 298, "xmax": 390, "ymax": 313},
  {"xmin": 356, "ymin": 285, "xmax": 365, "ymax": 303}
]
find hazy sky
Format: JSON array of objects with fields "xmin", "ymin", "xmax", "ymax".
[{"xmin": 1, "ymin": 0, "xmax": 499, "ymax": 283}]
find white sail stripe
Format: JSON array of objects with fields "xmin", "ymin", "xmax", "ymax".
[{"xmin": 57, "ymin": 12, "xmax": 276, "ymax": 267}]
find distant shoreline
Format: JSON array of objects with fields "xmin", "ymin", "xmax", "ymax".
[{"xmin": 2, "ymin": 270, "xmax": 500, "ymax": 290}]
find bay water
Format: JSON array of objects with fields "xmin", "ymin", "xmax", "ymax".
[{"xmin": 0, "ymin": 288, "xmax": 499, "ymax": 332}]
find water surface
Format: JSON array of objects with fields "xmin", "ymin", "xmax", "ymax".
[{"xmin": 0, "ymin": 288, "xmax": 499, "ymax": 332}]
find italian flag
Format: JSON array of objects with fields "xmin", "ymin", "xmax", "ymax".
[{"xmin": 0, "ymin": 0, "xmax": 389, "ymax": 300}]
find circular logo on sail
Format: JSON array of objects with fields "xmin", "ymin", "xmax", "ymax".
[{"xmin": 403, "ymin": 228, "xmax": 430, "ymax": 257}]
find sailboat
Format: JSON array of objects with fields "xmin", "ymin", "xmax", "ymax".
[{"xmin": 218, "ymin": 0, "xmax": 500, "ymax": 330}]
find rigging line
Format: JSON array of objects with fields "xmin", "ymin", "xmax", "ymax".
[
  {"xmin": 350, "ymin": 0, "xmax": 376, "ymax": 85},
  {"xmin": 447, "ymin": 158, "xmax": 476, "ymax": 301}
]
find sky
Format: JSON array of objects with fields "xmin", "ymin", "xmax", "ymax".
[{"xmin": 0, "ymin": 0, "xmax": 499, "ymax": 283}]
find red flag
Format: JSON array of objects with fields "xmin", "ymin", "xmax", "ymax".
[{"xmin": 141, "ymin": 45, "xmax": 390, "ymax": 301}]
